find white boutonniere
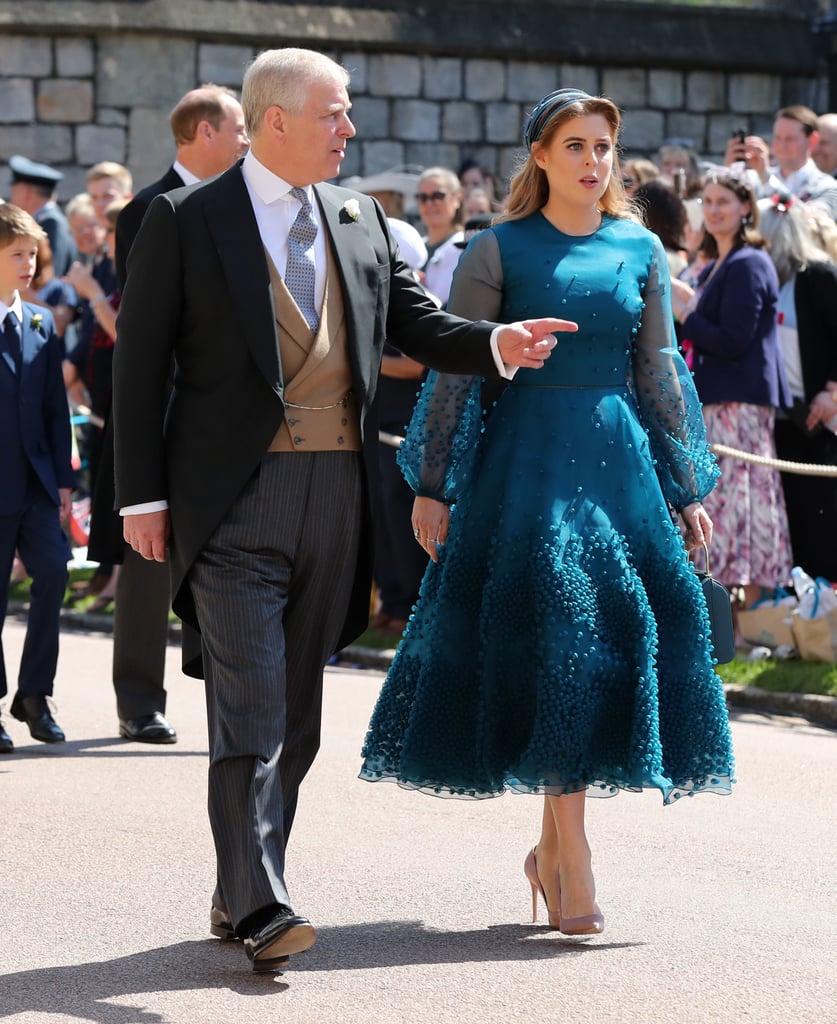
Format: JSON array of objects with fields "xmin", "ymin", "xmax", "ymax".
[
  {"xmin": 342, "ymin": 198, "xmax": 360, "ymax": 222},
  {"xmin": 30, "ymin": 313, "xmax": 45, "ymax": 334}
]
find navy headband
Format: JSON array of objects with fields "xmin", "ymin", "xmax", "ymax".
[{"xmin": 524, "ymin": 88, "xmax": 593, "ymax": 150}]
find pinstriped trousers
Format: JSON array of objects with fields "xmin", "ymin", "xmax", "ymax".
[{"xmin": 189, "ymin": 451, "xmax": 363, "ymax": 929}]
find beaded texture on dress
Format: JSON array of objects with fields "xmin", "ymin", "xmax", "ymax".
[{"xmin": 360, "ymin": 214, "xmax": 735, "ymax": 804}]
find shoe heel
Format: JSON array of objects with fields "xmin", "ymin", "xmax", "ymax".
[{"xmin": 528, "ymin": 878, "xmax": 539, "ymax": 923}]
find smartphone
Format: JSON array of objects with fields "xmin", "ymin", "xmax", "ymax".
[{"xmin": 731, "ymin": 128, "xmax": 746, "ymax": 145}]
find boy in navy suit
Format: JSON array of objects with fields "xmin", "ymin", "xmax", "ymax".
[{"xmin": 0, "ymin": 204, "xmax": 74, "ymax": 752}]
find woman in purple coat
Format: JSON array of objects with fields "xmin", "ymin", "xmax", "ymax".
[{"xmin": 672, "ymin": 168, "xmax": 792, "ymax": 609}]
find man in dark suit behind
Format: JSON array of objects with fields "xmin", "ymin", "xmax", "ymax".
[
  {"xmin": 88, "ymin": 85, "xmax": 248, "ymax": 745},
  {"xmin": 113, "ymin": 48, "xmax": 571, "ymax": 973}
]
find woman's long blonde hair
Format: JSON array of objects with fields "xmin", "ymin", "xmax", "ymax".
[{"xmin": 501, "ymin": 94, "xmax": 635, "ymax": 224}]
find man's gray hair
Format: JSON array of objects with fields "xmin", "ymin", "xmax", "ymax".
[{"xmin": 242, "ymin": 48, "xmax": 350, "ymax": 136}]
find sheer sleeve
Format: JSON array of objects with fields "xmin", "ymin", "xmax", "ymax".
[
  {"xmin": 633, "ymin": 237, "xmax": 720, "ymax": 510},
  {"xmin": 397, "ymin": 230, "xmax": 503, "ymax": 502}
]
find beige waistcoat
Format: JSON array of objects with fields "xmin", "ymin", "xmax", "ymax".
[{"xmin": 266, "ymin": 241, "xmax": 361, "ymax": 453}]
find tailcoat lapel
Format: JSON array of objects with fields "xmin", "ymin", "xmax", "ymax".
[
  {"xmin": 313, "ymin": 184, "xmax": 374, "ymax": 414},
  {"xmin": 205, "ymin": 166, "xmax": 284, "ymax": 400}
]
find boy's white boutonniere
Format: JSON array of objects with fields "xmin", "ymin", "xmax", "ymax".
[
  {"xmin": 31, "ymin": 313, "xmax": 45, "ymax": 334},
  {"xmin": 342, "ymin": 198, "xmax": 360, "ymax": 222}
]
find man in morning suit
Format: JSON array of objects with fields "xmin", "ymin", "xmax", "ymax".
[
  {"xmin": 87, "ymin": 84, "xmax": 248, "ymax": 745},
  {"xmin": 0, "ymin": 205, "xmax": 74, "ymax": 753},
  {"xmin": 112, "ymin": 48, "xmax": 573, "ymax": 972}
]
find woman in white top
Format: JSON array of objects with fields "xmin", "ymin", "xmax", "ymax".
[
  {"xmin": 760, "ymin": 194, "xmax": 837, "ymax": 580},
  {"xmin": 415, "ymin": 166, "xmax": 464, "ymax": 307}
]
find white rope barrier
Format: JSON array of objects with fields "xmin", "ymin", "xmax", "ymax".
[
  {"xmin": 379, "ymin": 434, "xmax": 837, "ymax": 476},
  {"xmin": 710, "ymin": 443, "xmax": 837, "ymax": 478}
]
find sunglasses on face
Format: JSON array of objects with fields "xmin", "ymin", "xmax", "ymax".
[{"xmin": 415, "ymin": 191, "xmax": 448, "ymax": 203}]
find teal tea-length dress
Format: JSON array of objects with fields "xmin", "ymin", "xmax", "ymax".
[{"xmin": 360, "ymin": 213, "xmax": 735, "ymax": 804}]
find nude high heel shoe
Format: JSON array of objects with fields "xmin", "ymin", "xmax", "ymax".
[
  {"xmin": 557, "ymin": 865, "xmax": 604, "ymax": 936},
  {"xmin": 523, "ymin": 848, "xmax": 561, "ymax": 929}
]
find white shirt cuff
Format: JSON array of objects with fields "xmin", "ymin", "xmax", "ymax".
[
  {"xmin": 120, "ymin": 500, "xmax": 169, "ymax": 516},
  {"xmin": 490, "ymin": 326, "xmax": 518, "ymax": 381}
]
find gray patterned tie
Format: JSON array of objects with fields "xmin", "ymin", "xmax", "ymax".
[{"xmin": 286, "ymin": 186, "xmax": 320, "ymax": 333}]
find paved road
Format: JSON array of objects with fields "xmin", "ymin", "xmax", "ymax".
[{"xmin": 2, "ymin": 622, "xmax": 835, "ymax": 1024}]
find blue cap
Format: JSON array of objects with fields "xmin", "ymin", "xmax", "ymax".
[{"xmin": 9, "ymin": 154, "xmax": 63, "ymax": 188}]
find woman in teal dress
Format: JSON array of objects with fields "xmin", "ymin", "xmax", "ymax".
[{"xmin": 360, "ymin": 90, "xmax": 735, "ymax": 936}]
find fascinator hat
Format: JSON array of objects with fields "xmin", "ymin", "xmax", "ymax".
[{"xmin": 524, "ymin": 88, "xmax": 593, "ymax": 150}]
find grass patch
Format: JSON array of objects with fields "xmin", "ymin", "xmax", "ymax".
[
  {"xmin": 717, "ymin": 658, "xmax": 837, "ymax": 698},
  {"xmin": 351, "ymin": 628, "xmax": 404, "ymax": 650},
  {"xmin": 9, "ymin": 566, "xmax": 179, "ymax": 623}
]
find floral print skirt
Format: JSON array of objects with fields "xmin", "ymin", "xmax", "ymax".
[{"xmin": 702, "ymin": 402, "xmax": 792, "ymax": 587}]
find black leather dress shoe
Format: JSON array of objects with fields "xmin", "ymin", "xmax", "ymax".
[
  {"xmin": 10, "ymin": 694, "xmax": 65, "ymax": 743},
  {"xmin": 118, "ymin": 712, "xmax": 177, "ymax": 744},
  {"xmin": 243, "ymin": 909, "xmax": 316, "ymax": 973},
  {"xmin": 0, "ymin": 717, "xmax": 13, "ymax": 754},
  {"xmin": 209, "ymin": 904, "xmax": 238, "ymax": 941}
]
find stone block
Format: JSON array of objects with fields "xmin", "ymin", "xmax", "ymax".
[
  {"xmin": 126, "ymin": 107, "xmax": 175, "ymax": 190},
  {"xmin": 350, "ymin": 97, "xmax": 390, "ymax": 140},
  {"xmin": 340, "ymin": 52, "xmax": 368, "ymax": 95},
  {"xmin": 76, "ymin": 124, "xmax": 126, "ymax": 166},
  {"xmin": 368, "ymin": 55, "xmax": 422, "ymax": 98},
  {"xmin": 485, "ymin": 103, "xmax": 522, "ymax": 145},
  {"xmin": 649, "ymin": 70, "xmax": 684, "ymax": 111},
  {"xmin": 404, "ymin": 142, "xmax": 461, "ymax": 173},
  {"xmin": 56, "ymin": 38, "xmax": 95, "ymax": 78},
  {"xmin": 498, "ymin": 145, "xmax": 525, "ymax": 185},
  {"xmin": 98, "ymin": 35, "xmax": 196, "ymax": 108},
  {"xmin": 38, "ymin": 80, "xmax": 94, "ymax": 124},
  {"xmin": 708, "ymin": 114, "xmax": 751, "ymax": 155},
  {"xmin": 465, "ymin": 61, "xmax": 506, "ymax": 102},
  {"xmin": 507, "ymin": 61, "xmax": 558, "ymax": 103},
  {"xmin": 458, "ymin": 145, "xmax": 500, "ymax": 178},
  {"xmin": 336, "ymin": 144, "xmax": 361, "ymax": 181},
  {"xmin": 360, "ymin": 140, "xmax": 407, "ymax": 175},
  {"xmin": 686, "ymin": 71, "xmax": 725, "ymax": 112},
  {"xmin": 620, "ymin": 109, "xmax": 665, "ymax": 152},
  {"xmin": 665, "ymin": 113, "xmax": 708, "ymax": 154},
  {"xmin": 729, "ymin": 73, "xmax": 781, "ymax": 115},
  {"xmin": 98, "ymin": 108, "xmax": 129, "ymax": 128},
  {"xmin": 602, "ymin": 68, "xmax": 647, "ymax": 108},
  {"xmin": 0, "ymin": 35, "xmax": 51, "ymax": 76},
  {"xmin": 781, "ymin": 77, "xmax": 820, "ymax": 111},
  {"xmin": 560, "ymin": 65, "xmax": 599, "ymax": 96},
  {"xmin": 0, "ymin": 79, "xmax": 34, "ymax": 123},
  {"xmin": 442, "ymin": 101, "xmax": 482, "ymax": 143},
  {"xmin": 392, "ymin": 100, "xmax": 440, "ymax": 142},
  {"xmin": 0, "ymin": 123, "xmax": 73, "ymax": 167},
  {"xmin": 198, "ymin": 44, "xmax": 253, "ymax": 89},
  {"xmin": 423, "ymin": 58, "xmax": 462, "ymax": 101}
]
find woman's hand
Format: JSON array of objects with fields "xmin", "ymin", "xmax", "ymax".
[
  {"xmin": 412, "ymin": 496, "xmax": 450, "ymax": 563},
  {"xmin": 806, "ymin": 389, "xmax": 837, "ymax": 431},
  {"xmin": 670, "ymin": 277, "xmax": 696, "ymax": 322},
  {"xmin": 681, "ymin": 501, "xmax": 713, "ymax": 551}
]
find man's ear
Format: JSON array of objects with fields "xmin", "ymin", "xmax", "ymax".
[{"xmin": 264, "ymin": 105, "xmax": 287, "ymax": 141}]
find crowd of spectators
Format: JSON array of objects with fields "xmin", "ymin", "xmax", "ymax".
[{"xmin": 6, "ymin": 88, "xmax": 837, "ymax": 752}]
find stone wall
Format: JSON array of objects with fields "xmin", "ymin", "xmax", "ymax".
[{"xmin": 0, "ymin": 1, "xmax": 828, "ymax": 201}]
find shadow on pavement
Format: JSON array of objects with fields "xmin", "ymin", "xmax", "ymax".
[
  {"xmin": 0, "ymin": 941, "xmax": 288, "ymax": 1022},
  {"xmin": 296, "ymin": 919, "xmax": 642, "ymax": 972},
  {"xmin": 0, "ymin": 925, "xmax": 643, "ymax": 1020},
  {"xmin": 0, "ymin": 736, "xmax": 208, "ymax": 761}
]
